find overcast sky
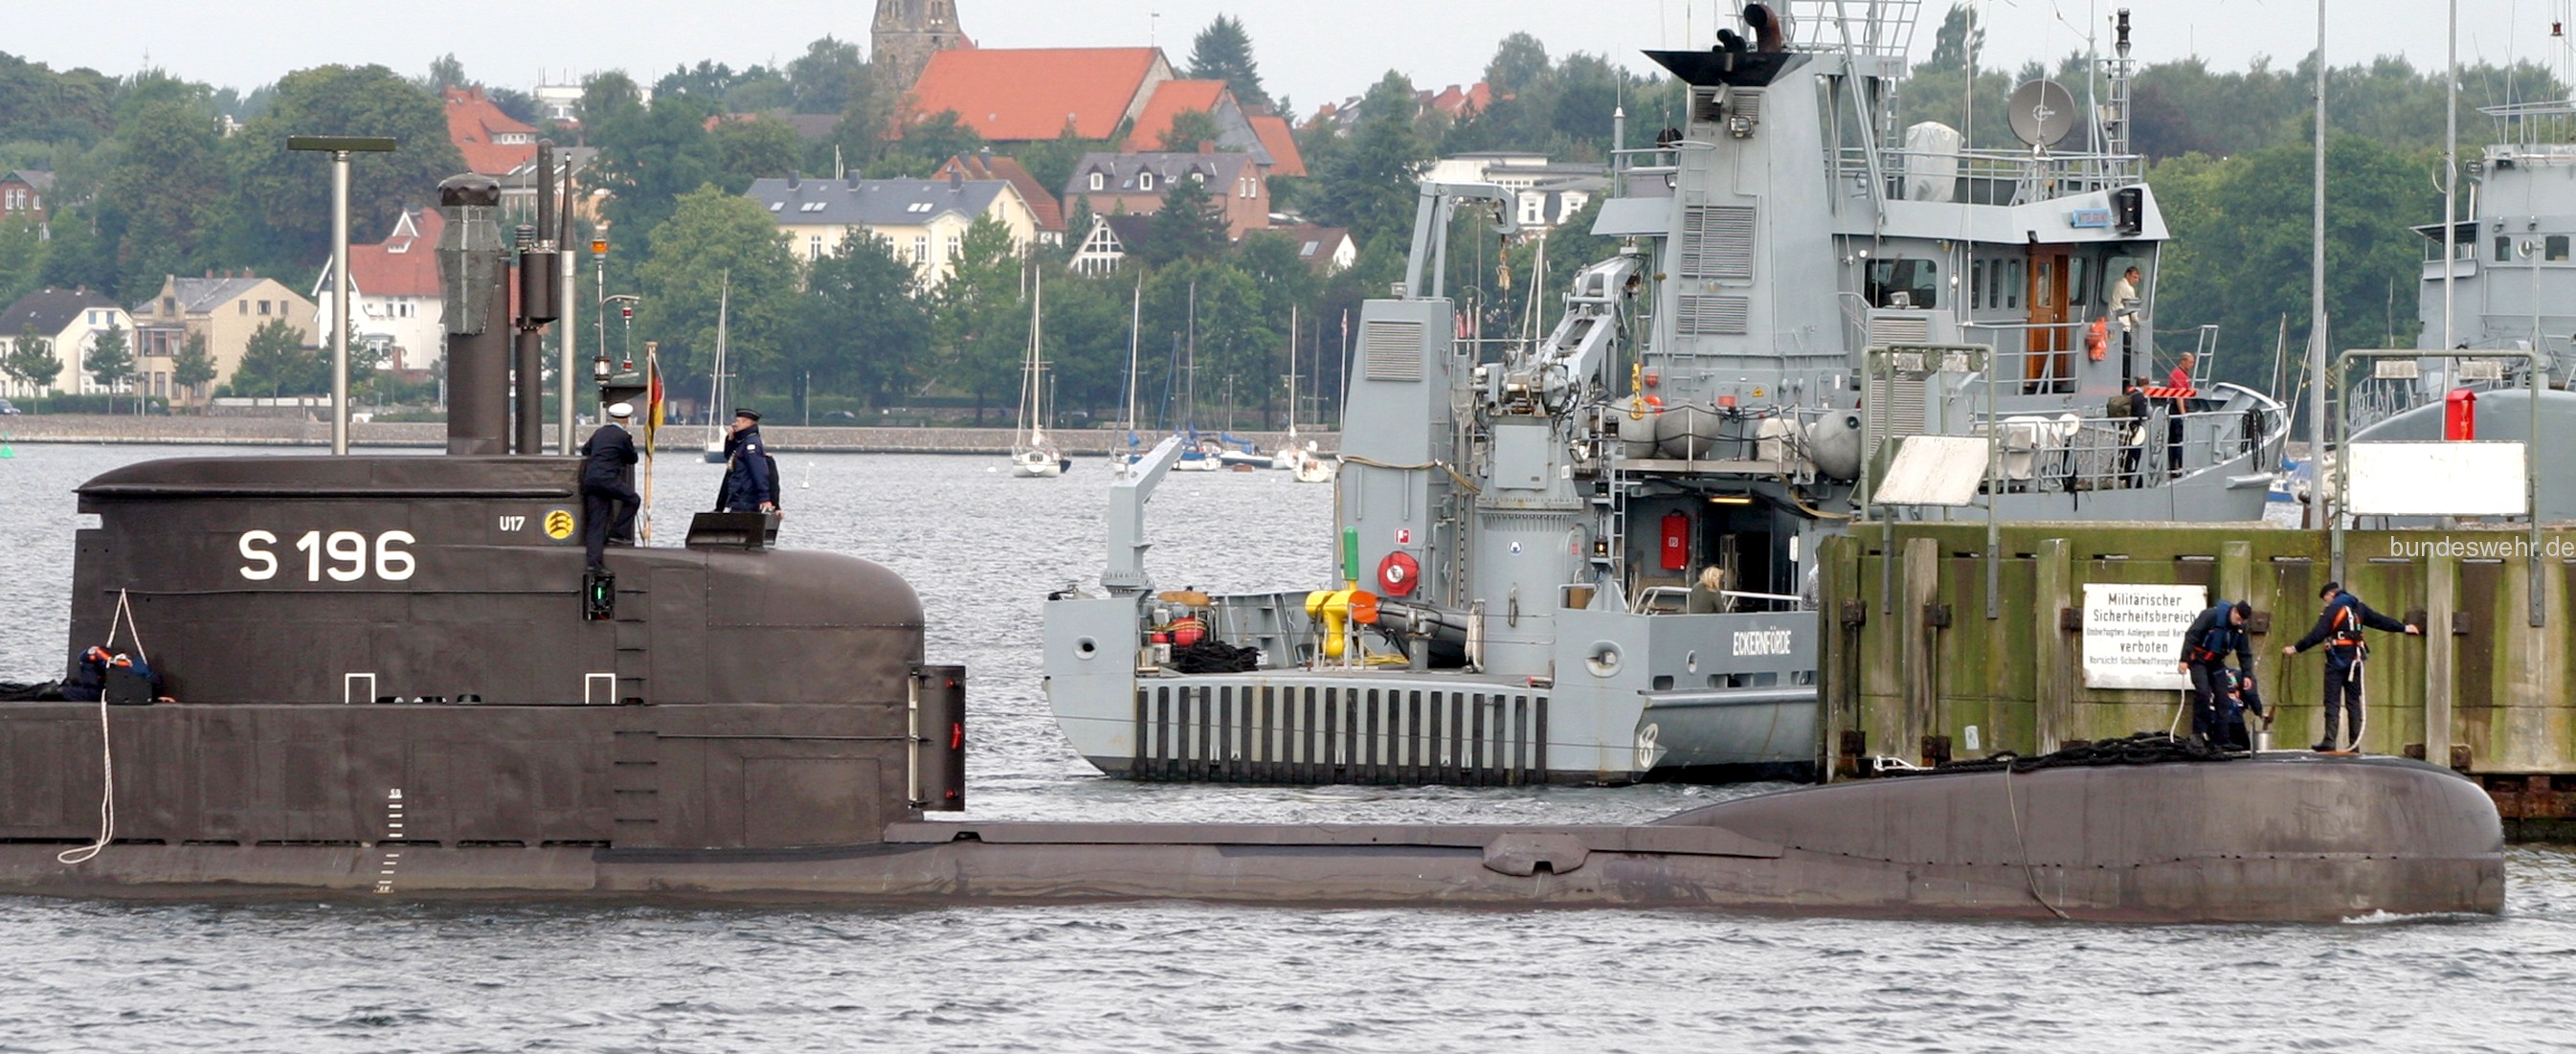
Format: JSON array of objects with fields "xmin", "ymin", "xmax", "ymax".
[{"xmin": 15, "ymin": 1, "xmax": 2571, "ymax": 112}]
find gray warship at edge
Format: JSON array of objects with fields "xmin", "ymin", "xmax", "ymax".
[{"xmin": 1043, "ymin": 6, "xmax": 2288, "ymax": 786}]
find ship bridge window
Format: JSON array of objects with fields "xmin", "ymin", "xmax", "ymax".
[
  {"xmin": 2498, "ymin": 235, "xmax": 2514, "ymax": 262},
  {"xmin": 2066, "ymin": 257, "xmax": 2092, "ymax": 308},
  {"xmin": 2549, "ymin": 235, "xmax": 2569, "ymax": 261},
  {"xmin": 1866, "ymin": 258, "xmax": 1938, "ymax": 309}
]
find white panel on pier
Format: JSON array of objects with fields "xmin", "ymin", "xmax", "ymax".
[
  {"xmin": 2345, "ymin": 441, "xmax": 2528, "ymax": 516},
  {"xmin": 1871, "ymin": 436, "xmax": 1988, "ymax": 506}
]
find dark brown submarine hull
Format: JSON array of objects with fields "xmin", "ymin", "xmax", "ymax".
[{"xmin": 0, "ymin": 753, "xmax": 2501, "ymax": 923}]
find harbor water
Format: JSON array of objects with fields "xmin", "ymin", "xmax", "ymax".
[{"xmin": 0, "ymin": 445, "xmax": 2569, "ymax": 1052}]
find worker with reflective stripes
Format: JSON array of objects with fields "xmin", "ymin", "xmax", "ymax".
[{"xmin": 2284, "ymin": 581, "xmax": 2420, "ymax": 752}]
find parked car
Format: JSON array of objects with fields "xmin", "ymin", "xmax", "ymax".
[{"xmin": 0, "ymin": 398, "xmax": 18, "ymax": 415}]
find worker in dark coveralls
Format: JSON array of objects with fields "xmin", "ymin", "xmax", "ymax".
[
  {"xmin": 577, "ymin": 402, "xmax": 640, "ymax": 572},
  {"xmin": 715, "ymin": 408, "xmax": 777, "ymax": 514},
  {"xmin": 2175, "ymin": 598, "xmax": 2253, "ymax": 747},
  {"xmin": 2284, "ymin": 581, "xmax": 2420, "ymax": 752}
]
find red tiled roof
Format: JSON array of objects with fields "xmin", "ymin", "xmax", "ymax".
[
  {"xmin": 936, "ymin": 153, "xmax": 1064, "ymax": 233},
  {"xmin": 1124, "ymin": 79, "xmax": 1227, "ymax": 152},
  {"xmin": 346, "ymin": 209, "xmax": 444, "ymax": 299},
  {"xmin": 1246, "ymin": 114, "xmax": 1306, "ymax": 177},
  {"xmin": 445, "ymin": 87, "xmax": 537, "ymax": 176},
  {"xmin": 905, "ymin": 47, "xmax": 1165, "ymax": 142}
]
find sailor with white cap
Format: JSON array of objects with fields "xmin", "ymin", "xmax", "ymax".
[{"xmin": 577, "ymin": 402, "xmax": 641, "ymax": 571}]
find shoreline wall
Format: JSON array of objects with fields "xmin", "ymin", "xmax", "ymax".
[{"xmin": 0, "ymin": 415, "xmax": 1338, "ymax": 456}]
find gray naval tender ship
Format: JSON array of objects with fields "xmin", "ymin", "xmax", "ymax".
[{"xmin": 1044, "ymin": 3, "xmax": 2288, "ymax": 785}]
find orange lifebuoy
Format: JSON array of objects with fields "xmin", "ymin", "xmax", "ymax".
[{"xmin": 2087, "ymin": 318, "xmax": 2110, "ymax": 361}]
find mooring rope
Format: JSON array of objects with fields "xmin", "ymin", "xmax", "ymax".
[{"xmin": 58, "ymin": 590, "xmax": 149, "ymax": 866}]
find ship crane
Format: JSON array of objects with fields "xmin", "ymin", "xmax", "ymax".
[{"xmin": 1492, "ymin": 254, "xmax": 1643, "ymax": 417}]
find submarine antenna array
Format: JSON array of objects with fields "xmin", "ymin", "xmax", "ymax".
[{"xmin": 286, "ymin": 135, "xmax": 398, "ymax": 455}]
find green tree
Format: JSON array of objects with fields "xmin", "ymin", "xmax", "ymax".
[
  {"xmin": 86, "ymin": 324, "xmax": 132, "ymax": 409},
  {"xmin": 787, "ymin": 231, "xmax": 930, "ymax": 410},
  {"xmin": 1143, "ymin": 173, "xmax": 1230, "ymax": 266},
  {"xmin": 2153, "ymin": 137, "xmax": 2431, "ymax": 390},
  {"xmin": 0, "ymin": 217, "xmax": 45, "ymax": 305},
  {"xmin": 706, "ymin": 115, "xmax": 803, "ymax": 184},
  {"xmin": 220, "ymin": 64, "xmax": 465, "ymax": 276},
  {"xmin": 633, "ymin": 184, "xmax": 800, "ymax": 396},
  {"xmin": 226, "ymin": 317, "xmax": 326, "ymax": 397},
  {"xmin": 2, "ymin": 326, "xmax": 60, "ymax": 392},
  {"xmin": 1155, "ymin": 109, "xmax": 1225, "ymax": 152},
  {"xmin": 1918, "ymin": 4, "xmax": 1984, "ymax": 75},
  {"xmin": 101, "ymin": 93, "xmax": 226, "ymax": 301},
  {"xmin": 424, "ymin": 54, "xmax": 469, "ymax": 92},
  {"xmin": 875, "ymin": 110, "xmax": 984, "ymax": 177},
  {"xmin": 1311, "ymin": 73, "xmax": 1433, "ymax": 247},
  {"xmin": 1186, "ymin": 15, "xmax": 1269, "ymax": 109},
  {"xmin": 171, "ymin": 330, "xmax": 215, "ymax": 405},
  {"xmin": 932, "ymin": 214, "xmax": 1026, "ymax": 421},
  {"xmin": 789, "ymin": 37, "xmax": 871, "ymax": 115}
]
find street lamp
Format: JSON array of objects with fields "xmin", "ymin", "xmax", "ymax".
[{"xmin": 286, "ymin": 134, "xmax": 397, "ymax": 455}]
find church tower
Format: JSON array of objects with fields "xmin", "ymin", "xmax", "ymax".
[{"xmin": 873, "ymin": 0, "xmax": 967, "ymax": 92}]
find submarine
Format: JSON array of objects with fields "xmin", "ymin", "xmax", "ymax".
[{"xmin": 0, "ymin": 175, "xmax": 2505, "ymax": 923}]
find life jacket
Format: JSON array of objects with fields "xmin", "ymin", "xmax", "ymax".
[
  {"xmin": 2186, "ymin": 603, "xmax": 2235, "ymax": 663},
  {"xmin": 2328, "ymin": 597, "xmax": 2367, "ymax": 652}
]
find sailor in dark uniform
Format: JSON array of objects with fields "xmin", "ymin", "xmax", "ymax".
[
  {"xmin": 716, "ymin": 408, "xmax": 777, "ymax": 514},
  {"xmin": 2174, "ymin": 599, "xmax": 2252, "ymax": 747},
  {"xmin": 578, "ymin": 402, "xmax": 641, "ymax": 572}
]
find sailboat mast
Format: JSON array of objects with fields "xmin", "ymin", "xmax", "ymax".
[
  {"xmin": 1287, "ymin": 303, "xmax": 1299, "ymax": 436},
  {"xmin": 2305, "ymin": 0, "xmax": 2329, "ymax": 530},
  {"xmin": 713, "ymin": 273, "xmax": 729, "ymax": 432},
  {"xmin": 1125, "ymin": 280, "xmax": 1141, "ymax": 438}
]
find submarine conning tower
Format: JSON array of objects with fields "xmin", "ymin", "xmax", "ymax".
[{"xmin": 19, "ymin": 170, "xmax": 964, "ymax": 861}]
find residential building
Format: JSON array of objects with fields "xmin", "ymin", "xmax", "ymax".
[
  {"xmin": 902, "ymin": 47, "xmax": 1172, "ymax": 144},
  {"xmin": 1068, "ymin": 214, "xmax": 1154, "ymax": 277},
  {"xmin": 1064, "ymin": 151, "xmax": 1269, "ymax": 238},
  {"xmin": 532, "ymin": 78, "xmax": 584, "ymax": 123},
  {"xmin": 934, "ymin": 151, "xmax": 1064, "ymax": 245},
  {"xmin": 1122, "ymin": 79, "xmax": 1308, "ymax": 178},
  {"xmin": 0, "ymin": 288, "xmax": 131, "ymax": 399},
  {"xmin": 873, "ymin": 0, "xmax": 972, "ymax": 92},
  {"xmin": 499, "ymin": 146, "xmax": 597, "ymax": 228},
  {"xmin": 311, "ymin": 208, "xmax": 446, "ymax": 373},
  {"xmin": 1422, "ymin": 151, "xmax": 1610, "ymax": 231},
  {"xmin": 1264, "ymin": 224, "xmax": 1356, "ymax": 274},
  {"xmin": 127, "ymin": 274, "xmax": 321, "ymax": 402},
  {"xmin": 745, "ymin": 173, "xmax": 1037, "ymax": 288},
  {"xmin": 446, "ymin": 87, "xmax": 539, "ymax": 177},
  {"xmin": 0, "ymin": 169, "xmax": 54, "ymax": 235}
]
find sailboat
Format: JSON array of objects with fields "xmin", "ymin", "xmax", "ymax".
[
  {"xmin": 1009, "ymin": 268, "xmax": 1064, "ymax": 479},
  {"xmin": 1277, "ymin": 305, "xmax": 1334, "ymax": 483},
  {"xmin": 1172, "ymin": 280, "xmax": 1221, "ymax": 472},
  {"xmin": 701, "ymin": 275, "xmax": 731, "ymax": 463}
]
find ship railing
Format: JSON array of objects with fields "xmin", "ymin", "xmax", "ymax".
[
  {"xmin": 1843, "ymin": 146, "xmax": 2143, "ymax": 205},
  {"xmin": 1965, "ymin": 404, "xmax": 2273, "ymax": 493},
  {"xmin": 1786, "ymin": 0, "xmax": 1924, "ymax": 60}
]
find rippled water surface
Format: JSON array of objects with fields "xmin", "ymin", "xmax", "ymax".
[{"xmin": 0, "ymin": 443, "xmax": 2569, "ymax": 1052}]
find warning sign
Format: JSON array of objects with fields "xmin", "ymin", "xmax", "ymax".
[
  {"xmin": 1395, "ymin": 527, "xmax": 1412, "ymax": 545},
  {"xmin": 2080, "ymin": 583, "xmax": 2205, "ymax": 690},
  {"xmin": 543, "ymin": 508, "xmax": 576, "ymax": 540}
]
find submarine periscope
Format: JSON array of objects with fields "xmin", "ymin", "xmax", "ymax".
[{"xmin": 0, "ymin": 174, "xmax": 2503, "ymax": 923}]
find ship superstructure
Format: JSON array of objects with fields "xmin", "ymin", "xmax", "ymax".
[{"xmin": 1044, "ymin": 3, "xmax": 2288, "ymax": 785}]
